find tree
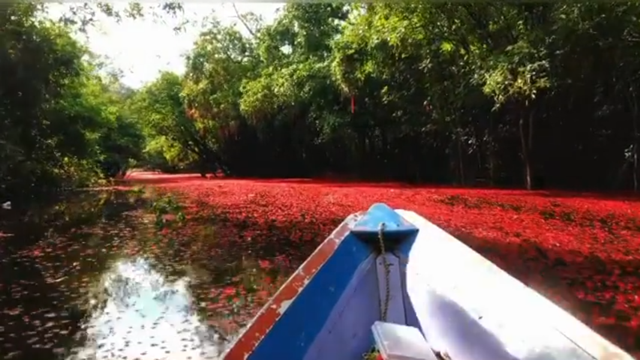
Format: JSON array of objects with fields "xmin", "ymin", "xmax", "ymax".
[{"xmin": 7, "ymin": 2, "xmax": 640, "ymax": 194}]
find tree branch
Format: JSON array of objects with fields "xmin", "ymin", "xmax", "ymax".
[{"xmin": 232, "ymin": 4, "xmax": 257, "ymax": 38}]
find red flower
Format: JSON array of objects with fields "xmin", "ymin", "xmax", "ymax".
[{"xmin": 222, "ymin": 287, "xmax": 236, "ymax": 296}]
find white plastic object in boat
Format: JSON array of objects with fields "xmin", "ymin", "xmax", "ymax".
[{"xmin": 372, "ymin": 321, "xmax": 438, "ymax": 360}]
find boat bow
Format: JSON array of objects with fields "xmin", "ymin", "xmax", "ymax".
[{"xmin": 223, "ymin": 203, "xmax": 633, "ymax": 360}]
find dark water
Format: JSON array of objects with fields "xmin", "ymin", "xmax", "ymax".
[{"xmin": 0, "ymin": 190, "xmax": 291, "ymax": 360}]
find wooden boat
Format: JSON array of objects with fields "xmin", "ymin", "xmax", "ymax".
[{"xmin": 223, "ymin": 203, "xmax": 633, "ymax": 360}]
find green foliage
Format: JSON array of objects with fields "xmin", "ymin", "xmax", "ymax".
[
  {"xmin": 0, "ymin": 3, "xmax": 145, "ymax": 198},
  {"xmin": 130, "ymin": 185, "xmax": 146, "ymax": 196},
  {"xmin": 150, "ymin": 194, "xmax": 186, "ymax": 231},
  {"xmin": 4, "ymin": 2, "xmax": 640, "ymax": 192},
  {"xmin": 128, "ymin": 72, "xmax": 211, "ymax": 172}
]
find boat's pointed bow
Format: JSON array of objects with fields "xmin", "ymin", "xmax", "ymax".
[{"xmin": 350, "ymin": 203, "xmax": 418, "ymax": 245}]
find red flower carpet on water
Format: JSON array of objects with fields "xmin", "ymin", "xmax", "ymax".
[{"xmin": 126, "ymin": 171, "xmax": 640, "ymax": 356}]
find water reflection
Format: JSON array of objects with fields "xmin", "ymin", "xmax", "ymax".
[
  {"xmin": 0, "ymin": 190, "xmax": 292, "ymax": 360},
  {"xmin": 69, "ymin": 258, "xmax": 227, "ymax": 360}
]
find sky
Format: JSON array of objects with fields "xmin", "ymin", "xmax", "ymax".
[{"xmin": 45, "ymin": 3, "xmax": 283, "ymax": 88}]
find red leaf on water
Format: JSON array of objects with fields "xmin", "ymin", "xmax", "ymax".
[{"xmin": 125, "ymin": 172, "xmax": 640, "ymax": 356}]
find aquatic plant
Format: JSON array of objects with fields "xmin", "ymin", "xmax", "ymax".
[{"xmin": 150, "ymin": 194, "xmax": 186, "ymax": 230}]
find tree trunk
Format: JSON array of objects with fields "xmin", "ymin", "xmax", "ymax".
[
  {"xmin": 380, "ymin": 127, "xmax": 388, "ymax": 164},
  {"xmin": 357, "ymin": 130, "xmax": 366, "ymax": 177},
  {"xmin": 457, "ymin": 137, "xmax": 465, "ymax": 185},
  {"xmin": 632, "ymin": 106, "xmax": 638, "ymax": 192},
  {"xmin": 519, "ymin": 105, "xmax": 534, "ymax": 190},
  {"xmin": 626, "ymin": 86, "xmax": 638, "ymax": 192},
  {"xmin": 487, "ymin": 116, "xmax": 496, "ymax": 186}
]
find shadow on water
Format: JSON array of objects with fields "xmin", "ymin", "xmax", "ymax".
[{"xmin": 0, "ymin": 189, "xmax": 292, "ymax": 360}]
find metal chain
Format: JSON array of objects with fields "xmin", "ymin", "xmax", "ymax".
[
  {"xmin": 362, "ymin": 223, "xmax": 393, "ymax": 360},
  {"xmin": 378, "ymin": 222, "xmax": 390, "ymax": 322},
  {"xmin": 372, "ymin": 233, "xmax": 447, "ymax": 360}
]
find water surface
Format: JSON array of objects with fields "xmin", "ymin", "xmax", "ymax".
[{"xmin": 0, "ymin": 190, "xmax": 292, "ymax": 360}]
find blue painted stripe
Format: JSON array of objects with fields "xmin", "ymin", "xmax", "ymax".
[
  {"xmin": 303, "ymin": 255, "xmax": 378, "ymax": 360},
  {"xmin": 248, "ymin": 233, "xmax": 373, "ymax": 359}
]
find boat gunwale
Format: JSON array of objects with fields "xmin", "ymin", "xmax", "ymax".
[
  {"xmin": 396, "ymin": 209, "xmax": 634, "ymax": 360},
  {"xmin": 223, "ymin": 212, "xmax": 364, "ymax": 360}
]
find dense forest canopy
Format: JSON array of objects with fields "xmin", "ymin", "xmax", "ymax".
[{"xmin": 2, "ymin": 2, "xmax": 640, "ymax": 202}]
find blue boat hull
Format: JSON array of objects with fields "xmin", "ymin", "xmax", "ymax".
[{"xmin": 224, "ymin": 203, "xmax": 632, "ymax": 360}]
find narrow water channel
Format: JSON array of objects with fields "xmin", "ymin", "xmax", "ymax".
[{"xmin": 0, "ymin": 189, "xmax": 292, "ymax": 360}]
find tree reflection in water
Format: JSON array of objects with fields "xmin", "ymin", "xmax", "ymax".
[
  {"xmin": 68, "ymin": 258, "xmax": 229, "ymax": 360},
  {"xmin": 0, "ymin": 190, "xmax": 287, "ymax": 360}
]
